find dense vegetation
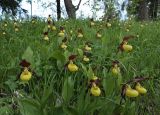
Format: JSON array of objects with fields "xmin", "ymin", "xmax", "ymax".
[{"xmin": 0, "ymin": 19, "xmax": 160, "ymax": 115}]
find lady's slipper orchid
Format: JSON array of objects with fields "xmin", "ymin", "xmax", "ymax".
[
  {"xmin": 107, "ymin": 23, "xmax": 111, "ymax": 27},
  {"xmin": 43, "ymin": 32, "xmax": 49, "ymax": 41},
  {"xmin": 19, "ymin": 60, "xmax": 32, "ymax": 82},
  {"xmin": 77, "ymin": 28, "xmax": 83, "ymax": 38},
  {"xmin": 118, "ymin": 35, "xmax": 134, "ymax": 52},
  {"xmin": 52, "ymin": 26, "xmax": 56, "ymax": 31},
  {"xmin": 90, "ymin": 83, "xmax": 101, "ymax": 96},
  {"xmin": 58, "ymin": 26, "xmax": 65, "ymax": 37},
  {"xmin": 47, "ymin": 15, "xmax": 52, "ymax": 23},
  {"xmin": 125, "ymin": 85, "xmax": 139, "ymax": 97},
  {"xmin": 15, "ymin": 28, "xmax": 19, "ymax": 32},
  {"xmin": 83, "ymin": 55, "xmax": 90, "ymax": 62},
  {"xmin": 85, "ymin": 45, "xmax": 92, "ymax": 51},
  {"xmin": 68, "ymin": 60, "xmax": 78, "ymax": 72},
  {"xmin": 20, "ymin": 67, "xmax": 32, "ymax": 81},
  {"xmin": 111, "ymin": 60, "xmax": 120, "ymax": 75},
  {"xmin": 135, "ymin": 83, "xmax": 147, "ymax": 94},
  {"xmin": 96, "ymin": 31, "xmax": 102, "ymax": 38},
  {"xmin": 90, "ymin": 18, "xmax": 95, "ymax": 27},
  {"xmin": 122, "ymin": 41, "xmax": 133, "ymax": 52},
  {"xmin": 61, "ymin": 42, "xmax": 67, "ymax": 50}
]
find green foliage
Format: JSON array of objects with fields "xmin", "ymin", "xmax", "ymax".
[
  {"xmin": 62, "ymin": 77, "xmax": 75, "ymax": 103},
  {"xmin": 18, "ymin": 98, "xmax": 41, "ymax": 115},
  {"xmin": 22, "ymin": 46, "xmax": 34, "ymax": 64}
]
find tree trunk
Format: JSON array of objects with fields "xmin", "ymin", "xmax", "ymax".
[
  {"xmin": 158, "ymin": 0, "xmax": 160, "ymax": 17},
  {"xmin": 149, "ymin": 0, "xmax": 158, "ymax": 19},
  {"xmin": 138, "ymin": 0, "xmax": 149, "ymax": 21},
  {"xmin": 64, "ymin": 0, "xmax": 76, "ymax": 19},
  {"xmin": 64, "ymin": 0, "xmax": 82, "ymax": 19},
  {"xmin": 56, "ymin": 0, "xmax": 61, "ymax": 20}
]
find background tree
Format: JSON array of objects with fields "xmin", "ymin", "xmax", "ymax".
[
  {"xmin": 26, "ymin": 0, "xmax": 33, "ymax": 18},
  {"xmin": 64, "ymin": 0, "xmax": 82, "ymax": 19},
  {"xmin": 149, "ymin": 0, "xmax": 160, "ymax": 19},
  {"xmin": 137, "ymin": 0, "xmax": 149, "ymax": 20},
  {"xmin": 127, "ymin": 0, "xmax": 160, "ymax": 20},
  {"xmin": 0, "ymin": 0, "xmax": 27, "ymax": 16},
  {"xmin": 95, "ymin": 0, "xmax": 121, "ymax": 21},
  {"xmin": 56, "ymin": 0, "xmax": 61, "ymax": 20}
]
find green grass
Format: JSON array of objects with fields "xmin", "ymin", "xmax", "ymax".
[{"xmin": 0, "ymin": 19, "xmax": 160, "ymax": 115}]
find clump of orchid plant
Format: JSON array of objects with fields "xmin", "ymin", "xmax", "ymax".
[
  {"xmin": 67, "ymin": 55, "xmax": 78, "ymax": 72},
  {"xmin": 77, "ymin": 28, "xmax": 83, "ymax": 38},
  {"xmin": 19, "ymin": 60, "xmax": 32, "ymax": 82},
  {"xmin": 84, "ymin": 42, "xmax": 92, "ymax": 51},
  {"xmin": 96, "ymin": 30, "xmax": 102, "ymax": 38},
  {"xmin": 89, "ymin": 74, "xmax": 101, "ymax": 96},
  {"xmin": 83, "ymin": 51, "xmax": 91, "ymax": 62},
  {"xmin": 14, "ymin": 21, "xmax": 19, "ymax": 32},
  {"xmin": 43, "ymin": 32, "xmax": 49, "ymax": 41},
  {"xmin": 118, "ymin": 35, "xmax": 134, "ymax": 52},
  {"xmin": 58, "ymin": 26, "xmax": 65, "ymax": 37},
  {"xmin": 60, "ymin": 37, "xmax": 67, "ymax": 50},
  {"xmin": 111, "ymin": 60, "xmax": 120, "ymax": 76},
  {"xmin": 90, "ymin": 18, "xmax": 95, "ymax": 27},
  {"xmin": 120, "ymin": 76, "xmax": 149, "ymax": 104}
]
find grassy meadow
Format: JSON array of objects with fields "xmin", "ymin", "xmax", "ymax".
[{"xmin": 0, "ymin": 18, "xmax": 160, "ymax": 115}]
